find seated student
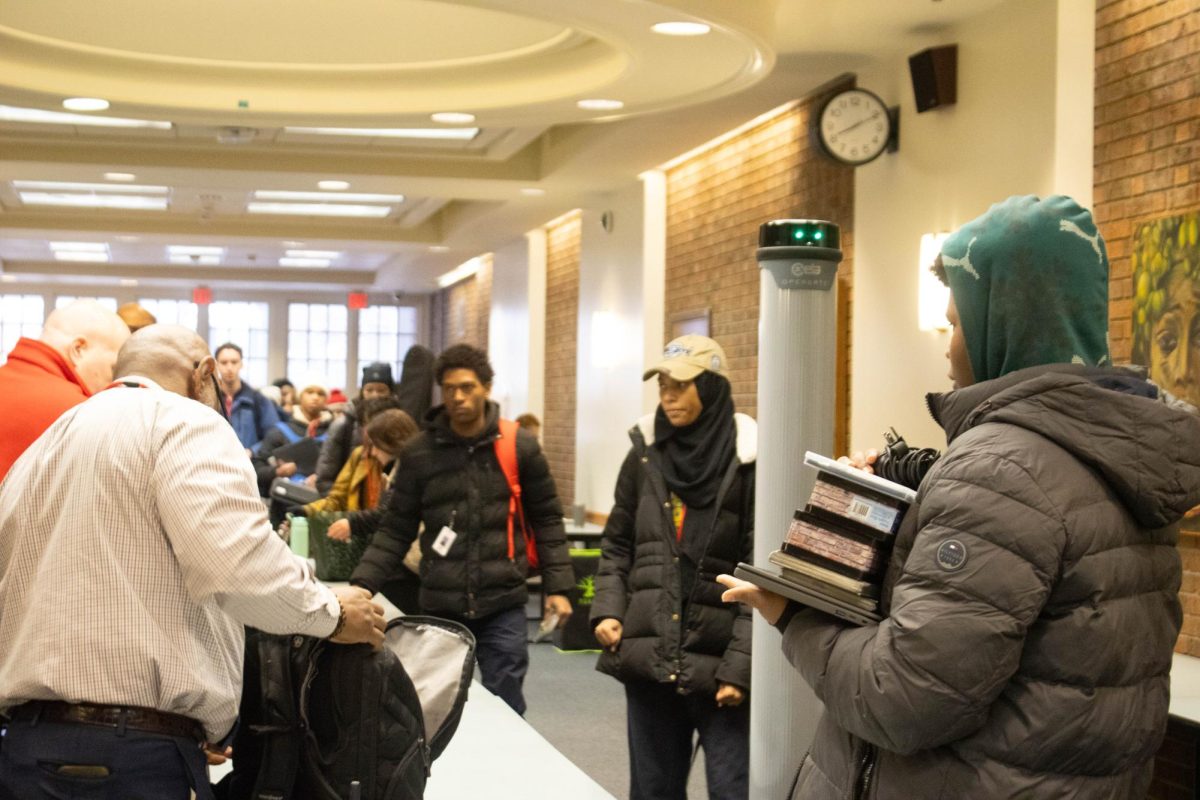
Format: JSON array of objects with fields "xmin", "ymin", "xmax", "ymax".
[
  {"xmin": 251, "ymin": 385, "xmax": 332, "ymax": 496},
  {"xmin": 719, "ymin": 195, "xmax": 1200, "ymax": 800}
]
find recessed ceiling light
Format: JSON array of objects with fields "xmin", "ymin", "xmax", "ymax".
[
  {"xmin": 282, "ymin": 241, "xmax": 306, "ymax": 248},
  {"xmin": 63, "ymin": 97, "xmax": 110, "ymax": 112},
  {"xmin": 429, "ymin": 245, "xmax": 450, "ymax": 253},
  {"xmin": 285, "ymin": 125, "xmax": 479, "ymax": 141},
  {"xmin": 577, "ymin": 98, "xmax": 624, "ymax": 111},
  {"xmin": 18, "ymin": 192, "xmax": 168, "ymax": 210},
  {"xmin": 286, "ymin": 249, "xmax": 340, "ymax": 259},
  {"xmin": 50, "ymin": 241, "xmax": 108, "ymax": 252},
  {"xmin": 0, "ymin": 105, "xmax": 171, "ymax": 129},
  {"xmin": 247, "ymin": 202, "xmax": 391, "ymax": 218},
  {"xmin": 431, "ymin": 112, "xmax": 476, "ymax": 125},
  {"xmin": 104, "ymin": 172, "xmax": 137, "ymax": 182},
  {"xmin": 54, "ymin": 251, "xmax": 109, "ymax": 263},
  {"xmin": 119, "ymin": 279, "xmax": 139, "ymax": 287},
  {"xmin": 520, "ymin": 187, "xmax": 546, "ymax": 197},
  {"xmin": 0, "ymin": 275, "xmax": 16, "ymax": 283},
  {"xmin": 13, "ymin": 180, "xmax": 167, "ymax": 195},
  {"xmin": 168, "ymin": 254, "xmax": 221, "ymax": 266},
  {"xmin": 317, "ymin": 180, "xmax": 350, "ymax": 191},
  {"xmin": 167, "ymin": 245, "xmax": 224, "ymax": 256},
  {"xmin": 253, "ymin": 190, "xmax": 405, "ymax": 203},
  {"xmin": 115, "ymin": 235, "xmax": 140, "ymax": 242},
  {"xmin": 279, "ymin": 257, "xmax": 332, "ymax": 268},
  {"xmin": 651, "ymin": 21, "xmax": 711, "ymax": 36}
]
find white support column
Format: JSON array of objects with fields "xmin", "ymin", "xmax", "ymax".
[
  {"xmin": 525, "ymin": 227, "xmax": 547, "ymax": 423},
  {"xmin": 640, "ymin": 169, "xmax": 667, "ymax": 415}
]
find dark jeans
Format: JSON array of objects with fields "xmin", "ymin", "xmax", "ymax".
[
  {"xmin": 0, "ymin": 717, "xmax": 210, "ymax": 800},
  {"xmin": 462, "ymin": 605, "xmax": 529, "ymax": 716},
  {"xmin": 625, "ymin": 680, "xmax": 749, "ymax": 800}
]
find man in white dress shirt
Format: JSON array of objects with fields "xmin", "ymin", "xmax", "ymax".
[{"xmin": 0, "ymin": 325, "xmax": 385, "ymax": 800}]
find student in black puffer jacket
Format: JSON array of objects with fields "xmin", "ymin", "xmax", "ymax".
[
  {"xmin": 350, "ymin": 344, "xmax": 574, "ymax": 716},
  {"xmin": 591, "ymin": 335, "xmax": 756, "ymax": 800}
]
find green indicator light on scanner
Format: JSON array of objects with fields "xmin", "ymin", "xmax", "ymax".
[{"xmin": 814, "ymin": 231, "xmax": 824, "ymax": 240}]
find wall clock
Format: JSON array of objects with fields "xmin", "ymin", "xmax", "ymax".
[{"xmin": 817, "ymin": 88, "xmax": 895, "ymax": 166}]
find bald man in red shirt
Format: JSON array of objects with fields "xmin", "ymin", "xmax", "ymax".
[{"xmin": 0, "ymin": 300, "xmax": 129, "ymax": 479}]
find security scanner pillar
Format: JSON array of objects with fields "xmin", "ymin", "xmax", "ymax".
[{"xmin": 750, "ymin": 219, "xmax": 843, "ymax": 798}]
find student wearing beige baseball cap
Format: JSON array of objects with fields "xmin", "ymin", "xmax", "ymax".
[{"xmin": 593, "ymin": 333, "xmax": 756, "ymax": 799}]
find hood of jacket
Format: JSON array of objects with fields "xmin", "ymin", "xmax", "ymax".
[
  {"xmin": 633, "ymin": 411, "xmax": 757, "ymax": 465},
  {"xmin": 928, "ymin": 363, "xmax": 1200, "ymax": 529}
]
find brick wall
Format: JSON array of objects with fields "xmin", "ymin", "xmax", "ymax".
[
  {"xmin": 1096, "ymin": 3, "xmax": 1200, "ymax": 795},
  {"xmin": 663, "ymin": 83, "xmax": 855, "ymax": 451},
  {"xmin": 1094, "ymin": 0, "xmax": 1200, "ymax": 660},
  {"xmin": 430, "ymin": 254, "xmax": 493, "ymax": 355},
  {"xmin": 544, "ymin": 211, "xmax": 581, "ymax": 507}
]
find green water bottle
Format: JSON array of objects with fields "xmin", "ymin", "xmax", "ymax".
[{"xmin": 289, "ymin": 515, "xmax": 309, "ymax": 559}]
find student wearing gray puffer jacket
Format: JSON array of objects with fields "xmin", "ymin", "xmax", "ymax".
[{"xmin": 721, "ymin": 195, "xmax": 1200, "ymax": 799}]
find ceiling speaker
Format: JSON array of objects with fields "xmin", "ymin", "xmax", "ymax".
[{"xmin": 908, "ymin": 45, "xmax": 957, "ymax": 113}]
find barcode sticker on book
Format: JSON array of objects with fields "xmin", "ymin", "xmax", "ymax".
[
  {"xmin": 845, "ymin": 493, "xmax": 899, "ymax": 532},
  {"xmin": 847, "ymin": 500, "xmax": 872, "ymax": 519}
]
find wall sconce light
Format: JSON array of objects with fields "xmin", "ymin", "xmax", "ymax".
[
  {"xmin": 590, "ymin": 310, "xmax": 626, "ymax": 369},
  {"xmin": 918, "ymin": 232, "xmax": 951, "ymax": 331}
]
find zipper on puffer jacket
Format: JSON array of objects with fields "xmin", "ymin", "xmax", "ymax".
[{"xmin": 853, "ymin": 744, "xmax": 876, "ymax": 800}]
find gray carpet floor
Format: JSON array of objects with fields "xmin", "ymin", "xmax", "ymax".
[{"xmin": 521, "ymin": 638, "xmax": 710, "ymax": 800}]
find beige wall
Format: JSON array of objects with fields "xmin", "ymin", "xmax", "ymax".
[{"xmin": 850, "ymin": 0, "xmax": 1072, "ymax": 453}]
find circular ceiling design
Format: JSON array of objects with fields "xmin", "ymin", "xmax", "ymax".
[
  {"xmin": 1, "ymin": 0, "xmax": 572, "ymax": 66},
  {"xmin": 0, "ymin": 0, "xmax": 775, "ymax": 126}
]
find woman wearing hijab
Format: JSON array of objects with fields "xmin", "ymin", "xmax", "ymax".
[{"xmin": 591, "ymin": 335, "xmax": 757, "ymax": 800}]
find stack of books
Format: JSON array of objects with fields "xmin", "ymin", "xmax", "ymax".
[{"xmin": 736, "ymin": 452, "xmax": 916, "ymax": 625}]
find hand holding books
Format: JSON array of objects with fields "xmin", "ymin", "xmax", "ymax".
[{"xmin": 716, "ymin": 574, "xmax": 787, "ymax": 625}]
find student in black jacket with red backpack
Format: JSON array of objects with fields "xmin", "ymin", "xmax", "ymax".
[{"xmin": 350, "ymin": 344, "xmax": 574, "ymax": 715}]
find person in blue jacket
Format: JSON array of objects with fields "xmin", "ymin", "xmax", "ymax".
[{"xmin": 214, "ymin": 342, "xmax": 279, "ymax": 452}]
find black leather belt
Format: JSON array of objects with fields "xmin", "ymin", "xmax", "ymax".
[{"xmin": 9, "ymin": 701, "xmax": 204, "ymax": 743}]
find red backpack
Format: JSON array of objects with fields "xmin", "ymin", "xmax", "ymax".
[{"xmin": 495, "ymin": 418, "xmax": 539, "ymax": 571}]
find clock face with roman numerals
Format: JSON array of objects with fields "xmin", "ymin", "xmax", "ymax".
[{"xmin": 817, "ymin": 89, "xmax": 891, "ymax": 166}]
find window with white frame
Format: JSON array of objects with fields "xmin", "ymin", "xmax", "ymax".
[
  {"xmin": 54, "ymin": 295, "xmax": 118, "ymax": 311},
  {"xmin": 138, "ymin": 298, "xmax": 199, "ymax": 331},
  {"xmin": 0, "ymin": 294, "xmax": 46, "ymax": 364},
  {"xmin": 209, "ymin": 301, "xmax": 269, "ymax": 388},
  {"xmin": 357, "ymin": 305, "xmax": 418, "ymax": 388},
  {"xmin": 287, "ymin": 302, "xmax": 348, "ymax": 391}
]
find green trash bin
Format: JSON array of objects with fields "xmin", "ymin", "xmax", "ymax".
[{"xmin": 556, "ymin": 548, "xmax": 601, "ymax": 651}]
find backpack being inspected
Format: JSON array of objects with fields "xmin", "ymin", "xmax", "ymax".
[{"xmin": 215, "ymin": 616, "xmax": 475, "ymax": 800}]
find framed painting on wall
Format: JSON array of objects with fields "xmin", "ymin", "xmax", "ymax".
[{"xmin": 1131, "ymin": 211, "xmax": 1200, "ymax": 531}]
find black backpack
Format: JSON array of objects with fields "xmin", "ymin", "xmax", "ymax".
[{"xmin": 216, "ymin": 616, "xmax": 475, "ymax": 800}]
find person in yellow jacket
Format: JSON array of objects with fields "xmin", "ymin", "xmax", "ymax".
[{"xmin": 305, "ymin": 408, "xmax": 418, "ymax": 517}]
